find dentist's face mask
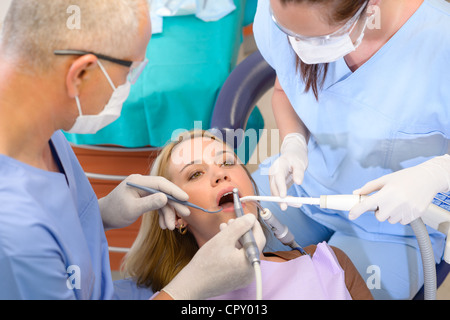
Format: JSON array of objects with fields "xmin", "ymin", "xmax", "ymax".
[
  {"xmin": 68, "ymin": 60, "xmax": 131, "ymax": 134},
  {"xmin": 53, "ymin": 50, "xmax": 148, "ymax": 134},
  {"xmin": 270, "ymin": 2, "xmax": 370, "ymax": 64}
]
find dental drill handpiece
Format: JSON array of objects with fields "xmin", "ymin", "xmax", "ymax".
[
  {"xmin": 259, "ymin": 207, "xmax": 309, "ymax": 256},
  {"xmin": 232, "ymin": 188, "xmax": 261, "ymax": 266}
]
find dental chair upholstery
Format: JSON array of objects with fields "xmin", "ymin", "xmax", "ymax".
[{"xmin": 211, "ymin": 49, "xmax": 276, "ymax": 148}]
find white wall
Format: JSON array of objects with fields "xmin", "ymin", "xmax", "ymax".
[{"xmin": 0, "ymin": 0, "xmax": 12, "ymax": 30}]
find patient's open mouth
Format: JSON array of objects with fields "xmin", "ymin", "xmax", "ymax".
[
  {"xmin": 218, "ymin": 191, "xmax": 234, "ymax": 207},
  {"xmin": 218, "ymin": 191, "xmax": 235, "ymax": 211},
  {"xmin": 217, "ymin": 189, "xmax": 244, "ymax": 213}
]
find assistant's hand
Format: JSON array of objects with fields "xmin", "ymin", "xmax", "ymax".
[
  {"xmin": 269, "ymin": 133, "xmax": 308, "ymax": 210},
  {"xmin": 161, "ymin": 214, "xmax": 266, "ymax": 300},
  {"xmin": 349, "ymin": 155, "xmax": 450, "ymax": 225},
  {"xmin": 98, "ymin": 174, "xmax": 190, "ymax": 231}
]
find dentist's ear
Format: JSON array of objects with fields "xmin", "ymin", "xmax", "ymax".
[{"xmin": 65, "ymin": 54, "xmax": 98, "ymax": 99}]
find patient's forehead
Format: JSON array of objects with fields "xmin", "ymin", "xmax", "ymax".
[{"xmin": 170, "ymin": 137, "xmax": 235, "ymax": 168}]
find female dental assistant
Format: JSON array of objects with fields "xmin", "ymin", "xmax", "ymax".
[{"xmin": 251, "ymin": 0, "xmax": 450, "ymax": 299}]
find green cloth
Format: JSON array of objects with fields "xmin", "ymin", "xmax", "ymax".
[
  {"xmin": 243, "ymin": 0, "xmax": 258, "ymax": 26},
  {"xmin": 64, "ymin": 0, "xmax": 264, "ymax": 149}
]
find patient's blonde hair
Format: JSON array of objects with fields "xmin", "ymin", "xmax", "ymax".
[{"xmin": 121, "ymin": 130, "xmax": 265, "ymax": 292}]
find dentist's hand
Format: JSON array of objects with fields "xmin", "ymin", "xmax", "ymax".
[
  {"xmin": 161, "ymin": 214, "xmax": 266, "ymax": 300},
  {"xmin": 349, "ymin": 155, "xmax": 450, "ymax": 225},
  {"xmin": 99, "ymin": 174, "xmax": 190, "ymax": 231},
  {"xmin": 219, "ymin": 214, "xmax": 266, "ymax": 250},
  {"xmin": 269, "ymin": 133, "xmax": 308, "ymax": 210}
]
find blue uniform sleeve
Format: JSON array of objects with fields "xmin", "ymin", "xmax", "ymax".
[
  {"xmin": 0, "ymin": 214, "xmax": 76, "ymax": 299},
  {"xmin": 0, "ymin": 255, "xmax": 76, "ymax": 299},
  {"xmin": 0, "ymin": 131, "xmax": 114, "ymax": 300},
  {"xmin": 253, "ymin": 0, "xmax": 299, "ymax": 81},
  {"xmin": 112, "ymin": 278, "xmax": 154, "ymax": 300},
  {"xmin": 253, "ymin": 0, "xmax": 275, "ymax": 68}
]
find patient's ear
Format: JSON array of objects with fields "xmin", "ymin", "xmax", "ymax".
[
  {"xmin": 175, "ymin": 217, "xmax": 187, "ymax": 226},
  {"xmin": 175, "ymin": 218, "xmax": 188, "ymax": 234}
]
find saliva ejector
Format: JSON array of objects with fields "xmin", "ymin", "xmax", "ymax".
[{"xmin": 240, "ymin": 194, "xmax": 368, "ymax": 211}]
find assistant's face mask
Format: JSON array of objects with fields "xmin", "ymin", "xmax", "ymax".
[
  {"xmin": 288, "ymin": 15, "xmax": 369, "ymax": 65},
  {"xmin": 270, "ymin": 2, "xmax": 370, "ymax": 65},
  {"xmin": 67, "ymin": 60, "xmax": 131, "ymax": 134}
]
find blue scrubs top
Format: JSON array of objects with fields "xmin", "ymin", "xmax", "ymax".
[
  {"xmin": 0, "ymin": 131, "xmax": 114, "ymax": 299},
  {"xmin": 253, "ymin": 0, "xmax": 449, "ymax": 261}
]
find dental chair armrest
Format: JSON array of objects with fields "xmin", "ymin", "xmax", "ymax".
[{"xmin": 210, "ymin": 50, "xmax": 276, "ymax": 147}]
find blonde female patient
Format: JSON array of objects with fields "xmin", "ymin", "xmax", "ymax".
[{"xmin": 122, "ymin": 130, "xmax": 373, "ymax": 300}]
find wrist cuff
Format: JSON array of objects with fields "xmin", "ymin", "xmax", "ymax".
[{"xmin": 281, "ymin": 133, "xmax": 307, "ymax": 153}]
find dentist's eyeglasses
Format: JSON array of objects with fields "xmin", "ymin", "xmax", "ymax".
[{"xmin": 54, "ymin": 49, "xmax": 148, "ymax": 84}]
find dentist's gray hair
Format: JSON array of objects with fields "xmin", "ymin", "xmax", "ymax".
[{"xmin": 1, "ymin": 0, "xmax": 147, "ymax": 71}]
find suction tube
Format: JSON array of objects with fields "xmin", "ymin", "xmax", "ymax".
[{"xmin": 410, "ymin": 218, "xmax": 437, "ymax": 300}]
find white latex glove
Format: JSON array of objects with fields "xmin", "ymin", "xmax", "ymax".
[
  {"xmin": 98, "ymin": 174, "xmax": 190, "ymax": 231},
  {"xmin": 162, "ymin": 214, "xmax": 266, "ymax": 300},
  {"xmin": 349, "ymin": 155, "xmax": 450, "ymax": 225},
  {"xmin": 269, "ymin": 133, "xmax": 308, "ymax": 210},
  {"xmin": 219, "ymin": 215, "xmax": 266, "ymax": 250}
]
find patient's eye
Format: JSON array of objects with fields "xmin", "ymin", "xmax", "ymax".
[
  {"xmin": 220, "ymin": 155, "xmax": 237, "ymax": 167},
  {"xmin": 222, "ymin": 160, "xmax": 235, "ymax": 166},
  {"xmin": 188, "ymin": 170, "xmax": 203, "ymax": 180}
]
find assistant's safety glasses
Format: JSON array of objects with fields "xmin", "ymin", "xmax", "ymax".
[
  {"xmin": 54, "ymin": 49, "xmax": 148, "ymax": 84},
  {"xmin": 269, "ymin": 1, "xmax": 369, "ymax": 44}
]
